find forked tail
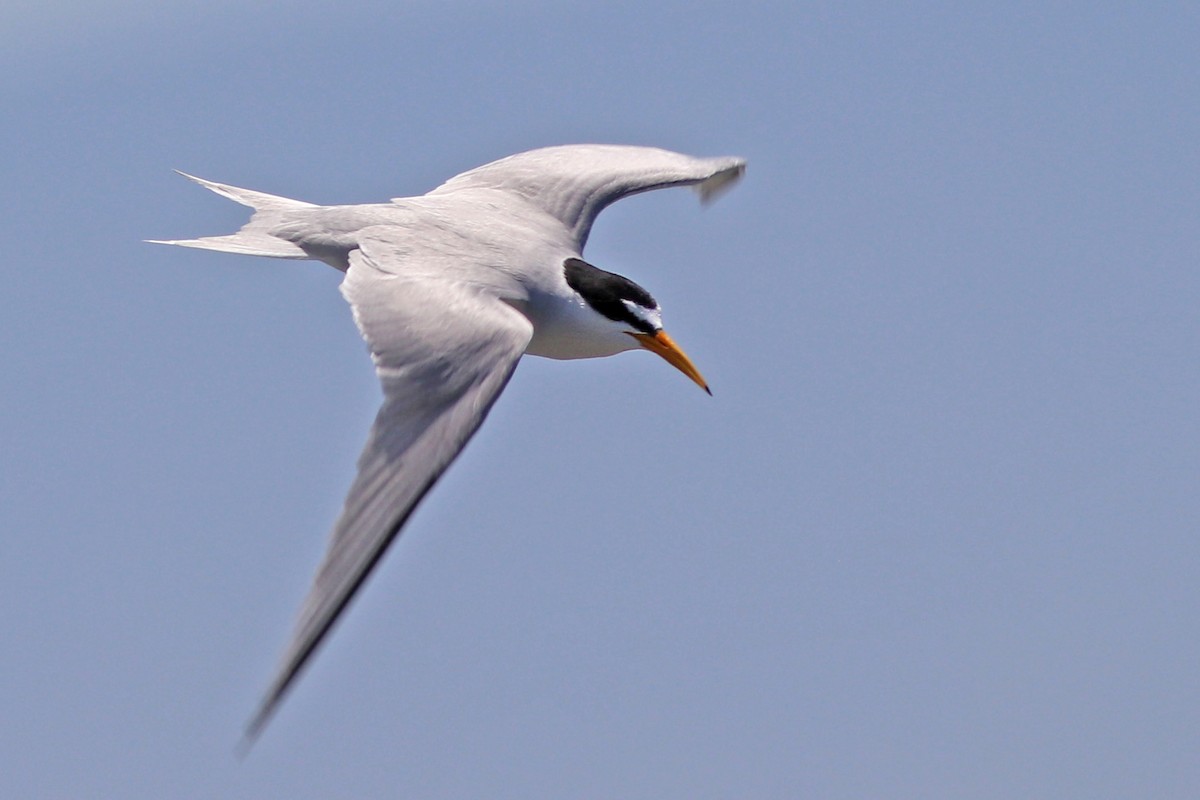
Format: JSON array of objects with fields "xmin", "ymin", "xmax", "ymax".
[{"xmin": 147, "ymin": 172, "xmax": 316, "ymax": 259}]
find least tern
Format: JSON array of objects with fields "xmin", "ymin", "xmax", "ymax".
[{"xmin": 151, "ymin": 144, "xmax": 745, "ymax": 741}]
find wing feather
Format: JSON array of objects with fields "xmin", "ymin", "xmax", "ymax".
[
  {"xmin": 245, "ymin": 245, "xmax": 532, "ymax": 741},
  {"xmin": 425, "ymin": 144, "xmax": 745, "ymax": 248}
]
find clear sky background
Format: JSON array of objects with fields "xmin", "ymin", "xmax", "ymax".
[{"xmin": 3, "ymin": 2, "xmax": 1198, "ymax": 797}]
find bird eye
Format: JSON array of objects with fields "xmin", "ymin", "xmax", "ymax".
[{"xmin": 622, "ymin": 299, "xmax": 662, "ymax": 333}]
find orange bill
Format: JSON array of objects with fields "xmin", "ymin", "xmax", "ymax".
[{"xmin": 630, "ymin": 330, "xmax": 711, "ymax": 395}]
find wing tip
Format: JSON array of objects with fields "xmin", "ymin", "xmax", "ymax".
[
  {"xmin": 696, "ymin": 158, "xmax": 746, "ymax": 205},
  {"xmin": 238, "ymin": 678, "xmax": 291, "ymax": 755},
  {"xmin": 238, "ymin": 711, "xmax": 271, "ymax": 757}
]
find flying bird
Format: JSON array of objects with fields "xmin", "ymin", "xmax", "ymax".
[{"xmin": 150, "ymin": 144, "xmax": 745, "ymax": 741}]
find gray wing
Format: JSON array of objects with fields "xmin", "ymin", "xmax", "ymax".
[
  {"xmin": 245, "ymin": 242, "xmax": 533, "ymax": 741},
  {"xmin": 425, "ymin": 144, "xmax": 745, "ymax": 249}
]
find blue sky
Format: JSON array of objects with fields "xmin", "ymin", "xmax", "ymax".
[{"xmin": 3, "ymin": 2, "xmax": 1198, "ymax": 797}]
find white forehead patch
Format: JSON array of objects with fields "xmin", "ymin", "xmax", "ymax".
[{"xmin": 622, "ymin": 299, "xmax": 662, "ymax": 331}]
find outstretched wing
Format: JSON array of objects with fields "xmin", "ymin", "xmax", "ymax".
[
  {"xmin": 426, "ymin": 144, "xmax": 745, "ymax": 249},
  {"xmin": 245, "ymin": 240, "xmax": 533, "ymax": 741}
]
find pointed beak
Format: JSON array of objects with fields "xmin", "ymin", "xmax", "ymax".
[{"xmin": 630, "ymin": 330, "xmax": 711, "ymax": 395}]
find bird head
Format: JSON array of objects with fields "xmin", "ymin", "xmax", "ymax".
[{"xmin": 563, "ymin": 257, "xmax": 710, "ymax": 394}]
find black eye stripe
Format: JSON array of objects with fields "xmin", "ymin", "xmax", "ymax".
[{"xmin": 563, "ymin": 258, "xmax": 659, "ymax": 334}]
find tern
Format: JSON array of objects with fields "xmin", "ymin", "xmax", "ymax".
[{"xmin": 151, "ymin": 144, "xmax": 745, "ymax": 741}]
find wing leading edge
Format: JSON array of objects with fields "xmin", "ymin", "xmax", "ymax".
[
  {"xmin": 425, "ymin": 144, "xmax": 745, "ymax": 248},
  {"xmin": 245, "ymin": 244, "xmax": 533, "ymax": 742}
]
